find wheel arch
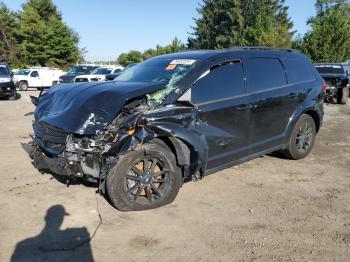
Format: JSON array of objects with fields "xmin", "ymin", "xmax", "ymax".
[
  {"xmin": 285, "ymin": 102, "xmax": 323, "ymax": 141},
  {"xmin": 303, "ymin": 109, "xmax": 321, "ymax": 133},
  {"xmin": 146, "ymin": 135, "xmax": 206, "ymax": 180}
]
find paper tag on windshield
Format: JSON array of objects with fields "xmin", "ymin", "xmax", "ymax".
[{"xmin": 170, "ymin": 59, "xmax": 196, "ymax": 65}]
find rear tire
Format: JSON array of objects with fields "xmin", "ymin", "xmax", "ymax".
[
  {"xmin": 337, "ymin": 87, "xmax": 348, "ymax": 104},
  {"xmin": 19, "ymin": 82, "xmax": 28, "ymax": 91},
  {"xmin": 283, "ymin": 114, "xmax": 316, "ymax": 160},
  {"xmin": 106, "ymin": 141, "xmax": 182, "ymax": 211}
]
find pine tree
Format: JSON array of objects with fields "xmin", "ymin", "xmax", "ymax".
[
  {"xmin": 18, "ymin": 0, "xmax": 80, "ymax": 68},
  {"xmin": 188, "ymin": 0, "xmax": 294, "ymax": 49},
  {"xmin": 303, "ymin": 0, "xmax": 350, "ymax": 62},
  {"xmin": 0, "ymin": 2, "xmax": 19, "ymax": 64},
  {"xmin": 188, "ymin": 0, "xmax": 244, "ymax": 49}
]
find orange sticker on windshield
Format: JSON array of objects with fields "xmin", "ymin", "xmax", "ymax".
[{"xmin": 166, "ymin": 64, "xmax": 177, "ymax": 71}]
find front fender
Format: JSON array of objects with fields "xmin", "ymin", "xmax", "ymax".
[{"xmin": 108, "ymin": 104, "xmax": 209, "ymax": 176}]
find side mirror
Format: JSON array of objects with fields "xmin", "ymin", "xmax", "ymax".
[{"xmin": 10, "ymin": 71, "xmax": 14, "ymax": 77}]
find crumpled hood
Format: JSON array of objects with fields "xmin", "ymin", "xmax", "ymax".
[{"xmin": 34, "ymin": 81, "xmax": 164, "ymax": 135}]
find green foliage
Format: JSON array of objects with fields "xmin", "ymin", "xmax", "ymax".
[
  {"xmin": 117, "ymin": 50, "xmax": 143, "ymax": 66},
  {"xmin": 117, "ymin": 38, "xmax": 187, "ymax": 65},
  {"xmin": 17, "ymin": 0, "xmax": 81, "ymax": 69},
  {"xmin": 302, "ymin": 0, "xmax": 350, "ymax": 62},
  {"xmin": 143, "ymin": 37, "xmax": 186, "ymax": 59},
  {"xmin": 188, "ymin": 0, "xmax": 294, "ymax": 49},
  {"xmin": 0, "ymin": 2, "xmax": 19, "ymax": 65}
]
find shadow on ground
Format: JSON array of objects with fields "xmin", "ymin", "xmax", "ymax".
[{"xmin": 10, "ymin": 205, "xmax": 94, "ymax": 262}]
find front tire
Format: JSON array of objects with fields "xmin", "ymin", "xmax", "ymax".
[
  {"xmin": 337, "ymin": 87, "xmax": 349, "ymax": 104},
  {"xmin": 106, "ymin": 141, "xmax": 182, "ymax": 211},
  {"xmin": 284, "ymin": 114, "xmax": 316, "ymax": 160}
]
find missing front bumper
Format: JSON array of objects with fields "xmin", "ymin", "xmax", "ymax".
[{"xmin": 30, "ymin": 144, "xmax": 82, "ymax": 178}]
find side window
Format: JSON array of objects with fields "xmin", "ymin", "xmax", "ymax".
[
  {"xmin": 191, "ymin": 61, "xmax": 245, "ymax": 104},
  {"xmin": 30, "ymin": 71, "xmax": 39, "ymax": 77},
  {"xmin": 283, "ymin": 59, "xmax": 316, "ymax": 83},
  {"xmin": 245, "ymin": 58, "xmax": 287, "ymax": 93}
]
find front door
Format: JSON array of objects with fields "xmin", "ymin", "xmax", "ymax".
[
  {"xmin": 30, "ymin": 71, "xmax": 42, "ymax": 88},
  {"xmin": 188, "ymin": 59, "xmax": 251, "ymax": 171}
]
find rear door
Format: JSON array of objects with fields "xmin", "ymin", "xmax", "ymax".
[
  {"xmin": 243, "ymin": 57, "xmax": 297, "ymax": 153},
  {"xmin": 188, "ymin": 59, "xmax": 251, "ymax": 170}
]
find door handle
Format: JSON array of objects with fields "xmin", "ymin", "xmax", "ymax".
[
  {"xmin": 237, "ymin": 104, "xmax": 256, "ymax": 111},
  {"xmin": 288, "ymin": 93, "xmax": 298, "ymax": 98}
]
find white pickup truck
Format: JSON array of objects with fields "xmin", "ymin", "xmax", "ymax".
[{"xmin": 13, "ymin": 67, "xmax": 65, "ymax": 90}]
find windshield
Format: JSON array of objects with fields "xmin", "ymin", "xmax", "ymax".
[
  {"xmin": 92, "ymin": 68, "xmax": 113, "ymax": 75},
  {"xmin": 116, "ymin": 58, "xmax": 196, "ymax": 83},
  {"xmin": 14, "ymin": 69, "xmax": 30, "ymax": 76},
  {"xmin": 0, "ymin": 66, "xmax": 9, "ymax": 76},
  {"xmin": 116, "ymin": 58, "xmax": 197, "ymax": 105},
  {"xmin": 316, "ymin": 65, "xmax": 345, "ymax": 75}
]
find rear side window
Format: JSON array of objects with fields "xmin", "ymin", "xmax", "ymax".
[
  {"xmin": 245, "ymin": 58, "xmax": 287, "ymax": 93},
  {"xmin": 283, "ymin": 59, "xmax": 316, "ymax": 83},
  {"xmin": 191, "ymin": 61, "xmax": 245, "ymax": 104}
]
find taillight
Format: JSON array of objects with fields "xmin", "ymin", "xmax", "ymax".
[{"xmin": 322, "ymin": 83, "xmax": 327, "ymax": 93}]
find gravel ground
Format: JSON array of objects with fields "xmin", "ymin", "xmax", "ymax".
[{"xmin": 0, "ymin": 91, "xmax": 349, "ymax": 262}]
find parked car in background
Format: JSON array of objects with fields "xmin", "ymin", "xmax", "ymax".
[
  {"xmin": 74, "ymin": 66, "xmax": 123, "ymax": 82},
  {"xmin": 59, "ymin": 65, "xmax": 98, "ymax": 83},
  {"xmin": 13, "ymin": 67, "xmax": 65, "ymax": 91},
  {"xmin": 0, "ymin": 63, "xmax": 17, "ymax": 100},
  {"xmin": 105, "ymin": 63, "xmax": 136, "ymax": 81},
  {"xmin": 342, "ymin": 62, "xmax": 350, "ymax": 81},
  {"xmin": 30, "ymin": 48, "xmax": 324, "ymax": 211},
  {"xmin": 315, "ymin": 63, "xmax": 349, "ymax": 104}
]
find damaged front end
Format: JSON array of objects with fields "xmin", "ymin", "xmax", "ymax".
[
  {"xmin": 30, "ymin": 98, "xmax": 207, "ymax": 192},
  {"xmin": 29, "ymin": 57, "xmax": 208, "ymax": 193}
]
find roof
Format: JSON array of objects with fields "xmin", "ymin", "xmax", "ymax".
[{"xmin": 155, "ymin": 46, "xmax": 303, "ymax": 61}]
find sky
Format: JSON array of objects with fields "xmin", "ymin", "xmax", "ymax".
[{"xmin": 2, "ymin": 0, "xmax": 316, "ymax": 61}]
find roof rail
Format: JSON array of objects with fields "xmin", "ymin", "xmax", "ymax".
[{"xmin": 226, "ymin": 46, "xmax": 299, "ymax": 53}]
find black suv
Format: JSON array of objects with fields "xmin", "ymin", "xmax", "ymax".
[
  {"xmin": 0, "ymin": 63, "xmax": 17, "ymax": 100},
  {"xmin": 59, "ymin": 65, "xmax": 99, "ymax": 83},
  {"xmin": 30, "ymin": 48, "xmax": 324, "ymax": 211},
  {"xmin": 315, "ymin": 63, "xmax": 349, "ymax": 104}
]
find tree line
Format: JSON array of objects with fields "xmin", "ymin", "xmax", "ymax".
[
  {"xmin": 118, "ymin": 0, "xmax": 350, "ymax": 65},
  {"xmin": 1, "ymin": 0, "xmax": 350, "ymax": 69},
  {"xmin": 0, "ymin": 0, "xmax": 82, "ymax": 69}
]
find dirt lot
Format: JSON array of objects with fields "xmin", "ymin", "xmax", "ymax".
[{"xmin": 0, "ymin": 91, "xmax": 349, "ymax": 262}]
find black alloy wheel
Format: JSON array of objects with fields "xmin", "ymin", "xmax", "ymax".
[
  {"xmin": 106, "ymin": 141, "xmax": 182, "ymax": 211},
  {"xmin": 295, "ymin": 122, "xmax": 313, "ymax": 153},
  {"xmin": 283, "ymin": 114, "xmax": 316, "ymax": 160},
  {"xmin": 124, "ymin": 157, "xmax": 171, "ymax": 205}
]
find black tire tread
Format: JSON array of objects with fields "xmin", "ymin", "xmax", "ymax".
[
  {"xmin": 283, "ymin": 114, "xmax": 316, "ymax": 160},
  {"xmin": 106, "ymin": 141, "xmax": 182, "ymax": 211},
  {"xmin": 337, "ymin": 87, "xmax": 348, "ymax": 105}
]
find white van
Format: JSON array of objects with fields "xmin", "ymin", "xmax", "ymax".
[{"xmin": 13, "ymin": 67, "xmax": 65, "ymax": 90}]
